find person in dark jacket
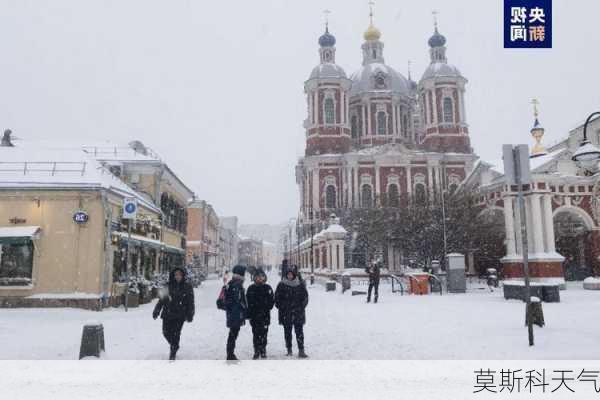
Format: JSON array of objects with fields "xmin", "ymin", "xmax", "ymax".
[
  {"xmin": 366, "ymin": 261, "xmax": 381, "ymax": 303},
  {"xmin": 275, "ymin": 266, "xmax": 309, "ymax": 358},
  {"xmin": 246, "ymin": 268, "xmax": 274, "ymax": 359},
  {"xmin": 225, "ymin": 265, "xmax": 248, "ymax": 361},
  {"xmin": 153, "ymin": 267, "xmax": 195, "ymax": 360},
  {"xmin": 280, "ymin": 259, "xmax": 290, "ymax": 278}
]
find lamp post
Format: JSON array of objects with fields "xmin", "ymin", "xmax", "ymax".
[{"xmin": 572, "ymin": 112, "xmax": 600, "ymax": 174}]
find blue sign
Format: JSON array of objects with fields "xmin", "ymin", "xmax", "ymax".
[
  {"xmin": 73, "ymin": 211, "xmax": 89, "ymax": 224},
  {"xmin": 125, "ymin": 203, "xmax": 136, "ymax": 214},
  {"xmin": 504, "ymin": 0, "xmax": 552, "ymax": 48}
]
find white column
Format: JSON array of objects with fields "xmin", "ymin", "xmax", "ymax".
[
  {"xmin": 530, "ymin": 194, "xmax": 545, "ymax": 255},
  {"xmin": 427, "ymin": 165, "xmax": 434, "ymax": 198},
  {"xmin": 391, "ymin": 103, "xmax": 397, "ymax": 136},
  {"xmin": 312, "ymin": 169, "xmax": 319, "ymax": 213},
  {"xmin": 353, "ymin": 166, "xmax": 359, "ymax": 208},
  {"xmin": 338, "ymin": 241, "xmax": 345, "ymax": 270},
  {"xmin": 366, "ymin": 102, "xmax": 371, "ymax": 136},
  {"xmin": 542, "ymin": 195, "xmax": 556, "ymax": 253},
  {"xmin": 431, "ymin": 90, "xmax": 438, "ymax": 125},
  {"xmin": 503, "ymin": 196, "xmax": 517, "ymax": 256},
  {"xmin": 313, "ymin": 91, "xmax": 318, "ymax": 124},
  {"xmin": 340, "ymin": 90, "xmax": 345, "ymax": 124},
  {"xmin": 375, "ymin": 166, "xmax": 381, "ymax": 204},
  {"xmin": 406, "ymin": 165, "xmax": 412, "ymax": 196},
  {"xmin": 362, "ymin": 105, "xmax": 367, "ymax": 137},
  {"xmin": 459, "ymin": 89, "xmax": 467, "ymax": 124}
]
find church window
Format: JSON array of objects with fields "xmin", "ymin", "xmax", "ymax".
[
  {"xmin": 351, "ymin": 115, "xmax": 359, "ymax": 138},
  {"xmin": 324, "ymin": 98, "xmax": 335, "ymax": 124},
  {"xmin": 414, "ymin": 184, "xmax": 427, "ymax": 205},
  {"xmin": 443, "ymin": 97, "xmax": 454, "ymax": 123},
  {"xmin": 325, "ymin": 185, "xmax": 337, "ymax": 209},
  {"xmin": 377, "ymin": 111, "xmax": 387, "ymax": 135},
  {"xmin": 388, "ymin": 184, "xmax": 400, "ymax": 207},
  {"xmin": 361, "ymin": 184, "xmax": 373, "ymax": 208}
]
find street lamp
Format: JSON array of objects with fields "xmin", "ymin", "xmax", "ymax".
[{"xmin": 572, "ymin": 112, "xmax": 600, "ymax": 174}]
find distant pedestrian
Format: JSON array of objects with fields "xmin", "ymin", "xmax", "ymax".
[
  {"xmin": 275, "ymin": 266, "xmax": 309, "ymax": 358},
  {"xmin": 365, "ymin": 261, "xmax": 381, "ymax": 303},
  {"xmin": 152, "ymin": 267, "xmax": 195, "ymax": 361},
  {"xmin": 280, "ymin": 259, "xmax": 290, "ymax": 278},
  {"xmin": 224, "ymin": 265, "xmax": 248, "ymax": 361},
  {"xmin": 246, "ymin": 268, "xmax": 275, "ymax": 359}
]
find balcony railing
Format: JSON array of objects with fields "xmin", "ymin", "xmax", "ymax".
[{"xmin": 0, "ymin": 161, "xmax": 87, "ymax": 176}]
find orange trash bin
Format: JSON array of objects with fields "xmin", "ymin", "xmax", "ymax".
[{"xmin": 409, "ymin": 274, "xmax": 430, "ymax": 295}]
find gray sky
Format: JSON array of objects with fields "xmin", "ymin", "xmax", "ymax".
[{"xmin": 1, "ymin": 0, "xmax": 599, "ymax": 224}]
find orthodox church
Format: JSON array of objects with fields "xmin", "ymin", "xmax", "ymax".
[{"xmin": 296, "ymin": 11, "xmax": 476, "ymax": 222}]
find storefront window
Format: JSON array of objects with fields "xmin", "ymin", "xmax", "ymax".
[{"xmin": 0, "ymin": 242, "xmax": 34, "ymax": 286}]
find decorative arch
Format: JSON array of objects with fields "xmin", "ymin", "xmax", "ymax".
[{"xmin": 553, "ymin": 206, "xmax": 595, "ymax": 231}]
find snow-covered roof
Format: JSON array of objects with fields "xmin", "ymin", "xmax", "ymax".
[
  {"xmin": 530, "ymin": 148, "xmax": 567, "ymax": 172},
  {"xmin": 0, "ymin": 144, "xmax": 160, "ymax": 213},
  {"xmin": 350, "ymin": 62, "xmax": 409, "ymax": 96},
  {"xmin": 420, "ymin": 62, "xmax": 463, "ymax": 81},
  {"xmin": 323, "ymin": 223, "xmax": 347, "ymax": 234},
  {"xmin": 309, "ymin": 63, "xmax": 347, "ymax": 80}
]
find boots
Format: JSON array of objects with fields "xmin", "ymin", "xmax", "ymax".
[
  {"xmin": 260, "ymin": 347, "xmax": 267, "ymax": 359},
  {"xmin": 169, "ymin": 345, "xmax": 178, "ymax": 361},
  {"xmin": 286, "ymin": 348, "xmax": 293, "ymax": 356},
  {"xmin": 298, "ymin": 349, "xmax": 308, "ymax": 358},
  {"xmin": 226, "ymin": 353, "xmax": 239, "ymax": 361},
  {"xmin": 253, "ymin": 348, "xmax": 260, "ymax": 360}
]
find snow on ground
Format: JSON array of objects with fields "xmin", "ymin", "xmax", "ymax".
[{"xmin": 1, "ymin": 275, "xmax": 599, "ymax": 360}]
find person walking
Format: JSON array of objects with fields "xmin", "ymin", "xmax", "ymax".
[
  {"xmin": 246, "ymin": 268, "xmax": 275, "ymax": 359},
  {"xmin": 275, "ymin": 266, "xmax": 309, "ymax": 358},
  {"xmin": 366, "ymin": 260, "xmax": 381, "ymax": 303},
  {"xmin": 224, "ymin": 265, "xmax": 248, "ymax": 361},
  {"xmin": 152, "ymin": 267, "xmax": 195, "ymax": 361}
]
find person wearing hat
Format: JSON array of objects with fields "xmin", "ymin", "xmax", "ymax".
[
  {"xmin": 224, "ymin": 265, "xmax": 248, "ymax": 360},
  {"xmin": 246, "ymin": 268, "xmax": 275, "ymax": 359},
  {"xmin": 275, "ymin": 265, "xmax": 309, "ymax": 358},
  {"xmin": 152, "ymin": 267, "xmax": 195, "ymax": 360}
]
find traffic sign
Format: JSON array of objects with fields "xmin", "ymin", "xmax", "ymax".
[{"xmin": 122, "ymin": 198, "xmax": 138, "ymax": 220}]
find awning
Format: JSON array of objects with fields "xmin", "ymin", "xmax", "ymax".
[
  {"xmin": 0, "ymin": 226, "xmax": 41, "ymax": 245},
  {"xmin": 164, "ymin": 245, "xmax": 186, "ymax": 255},
  {"xmin": 112, "ymin": 231, "xmax": 162, "ymax": 250}
]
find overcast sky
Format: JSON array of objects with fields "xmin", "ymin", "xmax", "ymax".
[{"xmin": 1, "ymin": 0, "xmax": 599, "ymax": 225}]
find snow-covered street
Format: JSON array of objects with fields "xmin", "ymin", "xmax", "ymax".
[{"xmin": 1, "ymin": 276, "xmax": 599, "ymax": 360}]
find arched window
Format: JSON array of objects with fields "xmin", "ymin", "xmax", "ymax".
[
  {"xmin": 361, "ymin": 184, "xmax": 373, "ymax": 208},
  {"xmin": 415, "ymin": 184, "xmax": 427, "ymax": 205},
  {"xmin": 443, "ymin": 97, "xmax": 454, "ymax": 123},
  {"xmin": 377, "ymin": 111, "xmax": 387, "ymax": 135},
  {"xmin": 388, "ymin": 184, "xmax": 399, "ymax": 207},
  {"xmin": 324, "ymin": 98, "xmax": 335, "ymax": 124},
  {"xmin": 325, "ymin": 185, "xmax": 337, "ymax": 209},
  {"xmin": 351, "ymin": 115, "xmax": 359, "ymax": 138}
]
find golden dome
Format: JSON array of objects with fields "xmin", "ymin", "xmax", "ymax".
[{"xmin": 364, "ymin": 24, "xmax": 381, "ymax": 41}]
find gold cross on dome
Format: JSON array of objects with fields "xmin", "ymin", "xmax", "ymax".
[
  {"xmin": 531, "ymin": 98, "xmax": 540, "ymax": 118},
  {"xmin": 432, "ymin": 10, "xmax": 439, "ymax": 28},
  {"xmin": 369, "ymin": 1, "xmax": 375, "ymax": 24}
]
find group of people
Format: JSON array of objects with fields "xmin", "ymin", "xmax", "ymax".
[{"xmin": 152, "ymin": 259, "xmax": 309, "ymax": 361}]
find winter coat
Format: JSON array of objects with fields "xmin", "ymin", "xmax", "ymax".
[
  {"xmin": 246, "ymin": 282, "xmax": 275, "ymax": 326},
  {"xmin": 365, "ymin": 264, "xmax": 381, "ymax": 284},
  {"xmin": 153, "ymin": 268, "xmax": 195, "ymax": 322},
  {"xmin": 275, "ymin": 278, "xmax": 309, "ymax": 326},
  {"xmin": 225, "ymin": 277, "xmax": 247, "ymax": 328}
]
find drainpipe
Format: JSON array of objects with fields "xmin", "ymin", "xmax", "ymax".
[{"xmin": 100, "ymin": 190, "xmax": 113, "ymax": 308}]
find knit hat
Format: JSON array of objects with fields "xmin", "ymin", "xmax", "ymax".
[{"xmin": 232, "ymin": 265, "xmax": 246, "ymax": 276}]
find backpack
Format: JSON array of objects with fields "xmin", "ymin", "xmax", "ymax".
[{"xmin": 216, "ymin": 285, "xmax": 226, "ymax": 310}]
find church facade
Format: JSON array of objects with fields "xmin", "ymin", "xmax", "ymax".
[{"xmin": 296, "ymin": 16, "xmax": 476, "ymax": 228}]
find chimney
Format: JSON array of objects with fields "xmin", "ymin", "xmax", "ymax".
[{"xmin": 1, "ymin": 129, "xmax": 14, "ymax": 147}]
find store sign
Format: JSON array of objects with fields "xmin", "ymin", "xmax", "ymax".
[
  {"xmin": 73, "ymin": 211, "xmax": 89, "ymax": 224},
  {"xmin": 9, "ymin": 217, "xmax": 26, "ymax": 225}
]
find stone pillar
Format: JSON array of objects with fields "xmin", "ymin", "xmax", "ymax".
[
  {"xmin": 503, "ymin": 196, "xmax": 517, "ymax": 257},
  {"xmin": 353, "ymin": 166, "xmax": 359, "ymax": 208},
  {"xmin": 375, "ymin": 166, "xmax": 381, "ymax": 205},
  {"xmin": 362, "ymin": 105, "xmax": 367, "ymax": 137},
  {"xmin": 366, "ymin": 103, "xmax": 371, "ymax": 136},
  {"xmin": 542, "ymin": 195, "xmax": 556, "ymax": 253},
  {"xmin": 427, "ymin": 166, "xmax": 434, "ymax": 199},
  {"xmin": 406, "ymin": 166, "xmax": 412, "ymax": 196},
  {"xmin": 530, "ymin": 194, "xmax": 545, "ymax": 255},
  {"xmin": 312, "ymin": 169, "xmax": 319, "ymax": 214},
  {"xmin": 391, "ymin": 103, "xmax": 397, "ymax": 135}
]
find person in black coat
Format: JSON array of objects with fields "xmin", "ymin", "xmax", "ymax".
[
  {"xmin": 275, "ymin": 266, "xmax": 309, "ymax": 358},
  {"xmin": 366, "ymin": 261, "xmax": 381, "ymax": 303},
  {"xmin": 246, "ymin": 268, "xmax": 274, "ymax": 359},
  {"xmin": 153, "ymin": 267, "xmax": 195, "ymax": 360},
  {"xmin": 224, "ymin": 265, "xmax": 248, "ymax": 361}
]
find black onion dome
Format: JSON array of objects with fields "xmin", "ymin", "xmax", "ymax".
[
  {"xmin": 319, "ymin": 27, "xmax": 336, "ymax": 47},
  {"xmin": 428, "ymin": 28, "xmax": 446, "ymax": 48}
]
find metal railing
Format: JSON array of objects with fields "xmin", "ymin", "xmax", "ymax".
[
  {"xmin": 82, "ymin": 146, "xmax": 161, "ymax": 160},
  {"xmin": 0, "ymin": 161, "xmax": 87, "ymax": 176}
]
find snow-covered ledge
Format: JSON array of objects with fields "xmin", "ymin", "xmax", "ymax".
[{"xmin": 297, "ymin": 215, "xmax": 347, "ymax": 273}]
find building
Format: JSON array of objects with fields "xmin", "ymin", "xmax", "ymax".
[
  {"xmin": 464, "ymin": 111, "xmax": 600, "ymax": 282},
  {"xmin": 83, "ymin": 141, "xmax": 194, "ymax": 270},
  {"xmin": 261, "ymin": 241, "xmax": 278, "ymax": 270},
  {"xmin": 0, "ymin": 139, "xmax": 164, "ymax": 309},
  {"xmin": 187, "ymin": 199, "xmax": 219, "ymax": 274},
  {"xmin": 237, "ymin": 237, "xmax": 263, "ymax": 268},
  {"xmin": 295, "ymin": 13, "xmax": 476, "ymax": 270},
  {"xmin": 218, "ymin": 216, "xmax": 239, "ymax": 272}
]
